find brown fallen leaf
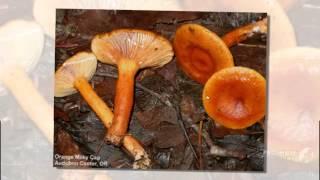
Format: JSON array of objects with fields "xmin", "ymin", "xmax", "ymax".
[
  {"xmin": 54, "ymin": 129, "xmax": 90, "ymax": 168},
  {"xmin": 155, "ymin": 125, "xmax": 185, "ymax": 148},
  {"xmin": 54, "ymin": 106, "xmax": 70, "ymax": 122},
  {"xmin": 136, "ymin": 106, "xmax": 177, "ymax": 131},
  {"xmin": 180, "ymin": 95, "xmax": 203, "ymax": 123},
  {"xmin": 94, "ymin": 78, "xmax": 116, "ymax": 102},
  {"xmin": 55, "ymin": 128, "xmax": 81, "ymax": 155},
  {"xmin": 157, "ymin": 60, "xmax": 177, "ymax": 86}
]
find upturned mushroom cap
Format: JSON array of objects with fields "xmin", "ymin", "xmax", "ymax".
[
  {"xmin": 203, "ymin": 67, "xmax": 266, "ymax": 129},
  {"xmin": 0, "ymin": 19, "xmax": 44, "ymax": 72},
  {"xmin": 91, "ymin": 29, "xmax": 174, "ymax": 69},
  {"xmin": 0, "ymin": 19, "xmax": 44, "ymax": 96},
  {"xmin": 174, "ymin": 24, "xmax": 234, "ymax": 84},
  {"xmin": 55, "ymin": 52, "xmax": 97, "ymax": 97}
]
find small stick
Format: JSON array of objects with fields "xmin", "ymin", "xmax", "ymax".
[
  {"xmin": 56, "ymin": 43, "xmax": 80, "ymax": 48},
  {"xmin": 238, "ymin": 43, "xmax": 266, "ymax": 49},
  {"xmin": 184, "ymin": 117, "xmax": 246, "ymax": 160},
  {"xmin": 198, "ymin": 120, "xmax": 204, "ymax": 169},
  {"xmin": 136, "ymin": 83, "xmax": 173, "ymax": 107},
  {"xmin": 175, "ymin": 105, "xmax": 199, "ymax": 161}
]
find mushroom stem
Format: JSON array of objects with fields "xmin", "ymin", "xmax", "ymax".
[
  {"xmin": 71, "ymin": 75, "xmax": 150, "ymax": 169},
  {"xmin": 222, "ymin": 18, "xmax": 267, "ymax": 48},
  {"xmin": 0, "ymin": 66, "xmax": 53, "ymax": 144},
  {"xmin": 74, "ymin": 77, "xmax": 113, "ymax": 128},
  {"xmin": 106, "ymin": 60, "xmax": 139, "ymax": 146},
  {"xmin": 123, "ymin": 135, "xmax": 151, "ymax": 169}
]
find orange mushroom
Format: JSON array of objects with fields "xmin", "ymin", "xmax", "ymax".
[
  {"xmin": 222, "ymin": 18, "xmax": 268, "ymax": 48},
  {"xmin": 173, "ymin": 24, "xmax": 234, "ymax": 84},
  {"xmin": 202, "ymin": 67, "xmax": 266, "ymax": 129},
  {"xmin": 91, "ymin": 29, "xmax": 174, "ymax": 145},
  {"xmin": 219, "ymin": 0, "xmax": 296, "ymax": 52},
  {"xmin": 174, "ymin": 20, "xmax": 267, "ymax": 85},
  {"xmin": 55, "ymin": 52, "xmax": 151, "ymax": 169}
]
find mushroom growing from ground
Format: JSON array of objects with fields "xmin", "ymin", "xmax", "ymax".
[
  {"xmin": 219, "ymin": 0, "xmax": 296, "ymax": 52},
  {"xmin": 202, "ymin": 67, "xmax": 266, "ymax": 129},
  {"xmin": 173, "ymin": 24, "xmax": 234, "ymax": 84},
  {"xmin": 174, "ymin": 19, "xmax": 268, "ymax": 85},
  {"xmin": 91, "ymin": 29, "xmax": 174, "ymax": 145},
  {"xmin": 55, "ymin": 52, "xmax": 151, "ymax": 169},
  {"xmin": 222, "ymin": 18, "xmax": 268, "ymax": 48},
  {"xmin": 0, "ymin": 20, "xmax": 54, "ymax": 143}
]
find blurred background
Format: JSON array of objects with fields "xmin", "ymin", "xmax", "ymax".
[{"xmin": 0, "ymin": 0, "xmax": 319, "ymax": 179}]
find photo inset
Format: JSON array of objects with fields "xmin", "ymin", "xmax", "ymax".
[{"xmin": 54, "ymin": 9, "xmax": 267, "ymax": 171}]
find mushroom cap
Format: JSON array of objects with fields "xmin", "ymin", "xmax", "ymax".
[
  {"xmin": 55, "ymin": 52, "xmax": 97, "ymax": 97},
  {"xmin": 0, "ymin": 19, "xmax": 44, "ymax": 72},
  {"xmin": 203, "ymin": 67, "xmax": 266, "ymax": 129},
  {"xmin": 0, "ymin": 20, "xmax": 44, "ymax": 96},
  {"xmin": 91, "ymin": 29, "xmax": 174, "ymax": 69},
  {"xmin": 174, "ymin": 24, "xmax": 234, "ymax": 84}
]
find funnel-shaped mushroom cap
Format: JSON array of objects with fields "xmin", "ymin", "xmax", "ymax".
[
  {"xmin": 174, "ymin": 24, "xmax": 234, "ymax": 84},
  {"xmin": 203, "ymin": 67, "xmax": 266, "ymax": 129},
  {"xmin": 55, "ymin": 52, "xmax": 97, "ymax": 97},
  {"xmin": 0, "ymin": 20, "xmax": 44, "ymax": 72},
  {"xmin": 91, "ymin": 29, "xmax": 173, "ymax": 69}
]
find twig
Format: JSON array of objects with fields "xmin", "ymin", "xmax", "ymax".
[
  {"xmin": 95, "ymin": 139, "xmax": 105, "ymax": 156},
  {"xmin": 174, "ymin": 105, "xmax": 199, "ymax": 162},
  {"xmin": 237, "ymin": 43, "xmax": 266, "ymax": 48},
  {"xmin": 198, "ymin": 120, "xmax": 203, "ymax": 169},
  {"xmin": 135, "ymin": 83, "xmax": 172, "ymax": 107},
  {"xmin": 184, "ymin": 117, "xmax": 214, "ymax": 147},
  {"xmin": 184, "ymin": 117, "xmax": 246, "ymax": 160},
  {"xmin": 56, "ymin": 43, "xmax": 80, "ymax": 48},
  {"xmin": 209, "ymin": 144, "xmax": 246, "ymax": 159}
]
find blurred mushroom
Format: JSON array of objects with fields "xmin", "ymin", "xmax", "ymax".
[
  {"xmin": 269, "ymin": 47, "xmax": 320, "ymax": 163},
  {"xmin": 173, "ymin": 24, "xmax": 234, "ymax": 84},
  {"xmin": 202, "ymin": 67, "xmax": 266, "ymax": 129},
  {"xmin": 92, "ymin": 29, "xmax": 173, "ymax": 145},
  {"xmin": 55, "ymin": 52, "xmax": 151, "ymax": 169},
  {"xmin": 279, "ymin": 0, "xmax": 299, "ymax": 10},
  {"xmin": 222, "ymin": 18, "xmax": 268, "ymax": 48},
  {"xmin": 0, "ymin": 20, "xmax": 53, "ymax": 143}
]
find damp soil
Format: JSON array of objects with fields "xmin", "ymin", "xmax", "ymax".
[{"xmin": 54, "ymin": 10, "xmax": 267, "ymax": 171}]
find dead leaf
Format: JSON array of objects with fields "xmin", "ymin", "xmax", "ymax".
[
  {"xmin": 154, "ymin": 125, "xmax": 185, "ymax": 148},
  {"xmin": 136, "ymin": 106, "xmax": 177, "ymax": 130},
  {"xmin": 55, "ymin": 129, "xmax": 81, "ymax": 155}
]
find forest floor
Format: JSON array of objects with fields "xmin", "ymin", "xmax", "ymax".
[{"xmin": 54, "ymin": 10, "xmax": 267, "ymax": 171}]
